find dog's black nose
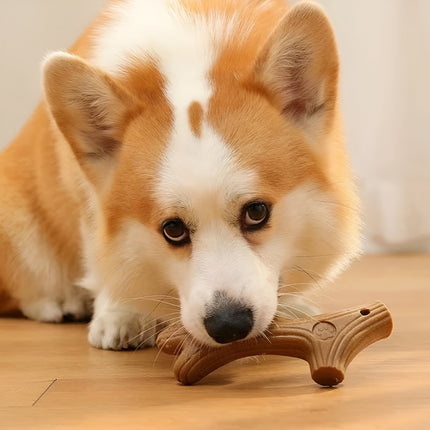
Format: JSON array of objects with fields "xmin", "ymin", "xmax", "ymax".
[{"xmin": 204, "ymin": 304, "xmax": 254, "ymax": 344}]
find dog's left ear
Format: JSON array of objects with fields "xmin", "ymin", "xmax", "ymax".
[
  {"xmin": 43, "ymin": 52, "xmax": 141, "ymax": 183},
  {"xmin": 253, "ymin": 2, "xmax": 339, "ymax": 136}
]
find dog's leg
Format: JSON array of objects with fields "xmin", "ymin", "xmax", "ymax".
[
  {"xmin": 88, "ymin": 290, "xmax": 159, "ymax": 350},
  {"xmin": 0, "ymin": 206, "xmax": 92, "ymax": 322}
]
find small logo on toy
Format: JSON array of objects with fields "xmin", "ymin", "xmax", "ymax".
[{"xmin": 312, "ymin": 321, "xmax": 337, "ymax": 340}]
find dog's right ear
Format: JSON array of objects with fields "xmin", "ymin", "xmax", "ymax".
[
  {"xmin": 43, "ymin": 52, "xmax": 141, "ymax": 171},
  {"xmin": 251, "ymin": 2, "xmax": 339, "ymax": 144}
]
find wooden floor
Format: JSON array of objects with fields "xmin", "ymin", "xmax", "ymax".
[{"xmin": 1, "ymin": 254, "xmax": 429, "ymax": 429}]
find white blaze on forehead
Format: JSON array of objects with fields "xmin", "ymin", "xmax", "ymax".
[{"xmin": 155, "ymin": 123, "xmax": 256, "ymax": 219}]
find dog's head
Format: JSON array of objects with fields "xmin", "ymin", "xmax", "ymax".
[{"xmin": 43, "ymin": 2, "xmax": 360, "ymax": 345}]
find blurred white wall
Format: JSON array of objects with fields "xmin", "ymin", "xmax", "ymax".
[
  {"xmin": 0, "ymin": 0, "xmax": 105, "ymax": 147},
  {"xmin": 309, "ymin": 0, "xmax": 430, "ymax": 252},
  {"xmin": 1, "ymin": 0, "xmax": 429, "ymax": 253}
]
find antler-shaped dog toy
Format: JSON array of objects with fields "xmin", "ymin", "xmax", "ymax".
[{"xmin": 156, "ymin": 302, "xmax": 393, "ymax": 386}]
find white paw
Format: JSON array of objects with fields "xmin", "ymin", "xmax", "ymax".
[
  {"xmin": 88, "ymin": 308, "xmax": 157, "ymax": 350},
  {"xmin": 20, "ymin": 287, "xmax": 93, "ymax": 323},
  {"xmin": 21, "ymin": 298, "xmax": 64, "ymax": 323}
]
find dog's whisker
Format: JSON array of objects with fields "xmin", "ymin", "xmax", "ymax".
[
  {"xmin": 276, "ymin": 304, "xmax": 318, "ymax": 321},
  {"xmin": 271, "ymin": 319, "xmax": 281, "ymax": 329},
  {"xmin": 129, "ymin": 314, "xmax": 181, "ymax": 348},
  {"xmin": 127, "ymin": 295, "xmax": 180, "ymax": 301},
  {"xmin": 176, "ymin": 331, "xmax": 194, "ymax": 356},
  {"xmin": 136, "ymin": 319, "xmax": 182, "ymax": 351},
  {"xmin": 289, "ymin": 265, "xmax": 327, "ymax": 290},
  {"xmin": 277, "ymin": 282, "xmax": 316, "ymax": 292},
  {"xmin": 277, "ymin": 292, "xmax": 320, "ymax": 306},
  {"xmin": 124, "ymin": 300, "xmax": 180, "ymax": 310},
  {"xmin": 276, "ymin": 308, "xmax": 300, "ymax": 319},
  {"xmin": 260, "ymin": 331, "xmax": 272, "ymax": 344},
  {"xmin": 276, "ymin": 284, "xmax": 305, "ymax": 293},
  {"xmin": 277, "ymin": 291, "xmax": 333, "ymax": 308},
  {"xmin": 132, "ymin": 298, "xmax": 180, "ymax": 308},
  {"xmin": 153, "ymin": 323, "xmax": 186, "ymax": 365},
  {"xmin": 292, "ymin": 264, "xmax": 326, "ymax": 280},
  {"xmin": 121, "ymin": 295, "xmax": 180, "ymax": 308},
  {"xmin": 278, "ymin": 281, "xmax": 316, "ymax": 287},
  {"xmin": 135, "ymin": 288, "xmax": 182, "ymax": 336},
  {"xmin": 283, "ymin": 265, "xmax": 326, "ymax": 280},
  {"xmin": 277, "ymin": 291, "xmax": 313, "ymax": 298},
  {"xmin": 278, "ymin": 301, "xmax": 316, "ymax": 315}
]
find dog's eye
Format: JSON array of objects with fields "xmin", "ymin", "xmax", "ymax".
[
  {"xmin": 162, "ymin": 218, "xmax": 190, "ymax": 246},
  {"xmin": 242, "ymin": 201, "xmax": 270, "ymax": 231}
]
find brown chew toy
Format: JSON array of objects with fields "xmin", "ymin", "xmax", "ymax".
[{"xmin": 156, "ymin": 302, "xmax": 393, "ymax": 386}]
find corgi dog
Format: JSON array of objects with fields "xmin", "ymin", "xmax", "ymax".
[{"xmin": 0, "ymin": 0, "xmax": 360, "ymax": 349}]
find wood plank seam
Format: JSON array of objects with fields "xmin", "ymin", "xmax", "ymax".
[{"xmin": 32, "ymin": 378, "xmax": 57, "ymax": 407}]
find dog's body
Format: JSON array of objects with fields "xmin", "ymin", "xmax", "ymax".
[{"xmin": 0, "ymin": 0, "xmax": 359, "ymax": 349}]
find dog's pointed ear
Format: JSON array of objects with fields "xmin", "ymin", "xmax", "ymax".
[
  {"xmin": 43, "ymin": 52, "xmax": 140, "ymax": 165},
  {"xmin": 252, "ymin": 2, "xmax": 339, "ymax": 135}
]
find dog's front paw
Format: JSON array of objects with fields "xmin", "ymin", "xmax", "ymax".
[
  {"xmin": 88, "ymin": 307, "xmax": 158, "ymax": 350},
  {"xmin": 21, "ymin": 298, "xmax": 64, "ymax": 323},
  {"xmin": 20, "ymin": 286, "xmax": 93, "ymax": 323}
]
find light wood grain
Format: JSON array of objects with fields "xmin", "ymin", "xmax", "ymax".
[{"xmin": 1, "ymin": 254, "xmax": 429, "ymax": 429}]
